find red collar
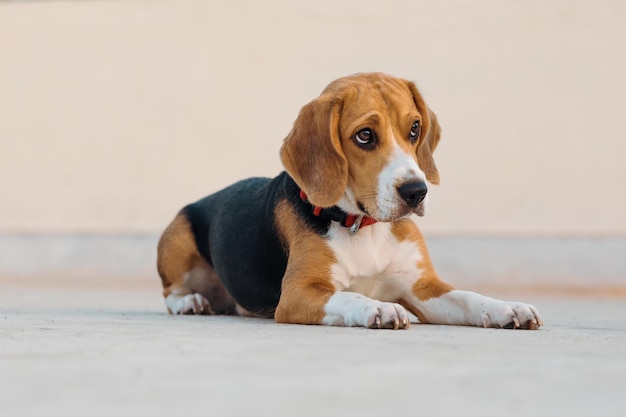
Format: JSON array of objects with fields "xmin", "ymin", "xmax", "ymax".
[{"xmin": 299, "ymin": 190, "xmax": 377, "ymax": 235}]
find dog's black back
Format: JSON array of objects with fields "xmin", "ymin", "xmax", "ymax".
[{"xmin": 181, "ymin": 172, "xmax": 332, "ymax": 316}]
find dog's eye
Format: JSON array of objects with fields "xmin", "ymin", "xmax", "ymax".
[
  {"xmin": 354, "ymin": 128, "xmax": 376, "ymax": 148},
  {"xmin": 409, "ymin": 121, "xmax": 421, "ymax": 143}
]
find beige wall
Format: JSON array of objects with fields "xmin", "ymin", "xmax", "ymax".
[{"xmin": 1, "ymin": 0, "xmax": 624, "ymax": 236}]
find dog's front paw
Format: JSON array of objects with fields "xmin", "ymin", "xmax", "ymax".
[
  {"xmin": 321, "ymin": 293, "xmax": 411, "ymax": 329},
  {"xmin": 481, "ymin": 301, "xmax": 543, "ymax": 330},
  {"xmin": 365, "ymin": 302, "xmax": 410, "ymax": 330}
]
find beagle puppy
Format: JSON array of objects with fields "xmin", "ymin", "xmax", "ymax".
[{"xmin": 157, "ymin": 73, "xmax": 543, "ymax": 330}]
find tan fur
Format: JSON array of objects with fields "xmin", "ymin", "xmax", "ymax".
[
  {"xmin": 157, "ymin": 213, "xmax": 236, "ymax": 314},
  {"xmin": 281, "ymin": 73, "xmax": 441, "ymax": 211},
  {"xmin": 280, "ymin": 96, "xmax": 347, "ymax": 207},
  {"xmin": 390, "ymin": 218, "xmax": 454, "ymax": 302},
  {"xmin": 273, "ymin": 200, "xmax": 337, "ymax": 324},
  {"xmin": 407, "ymin": 82, "xmax": 441, "ymax": 185}
]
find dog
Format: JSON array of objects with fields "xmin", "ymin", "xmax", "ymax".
[{"xmin": 157, "ymin": 72, "xmax": 543, "ymax": 330}]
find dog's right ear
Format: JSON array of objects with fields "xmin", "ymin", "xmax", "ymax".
[
  {"xmin": 280, "ymin": 95, "xmax": 348, "ymax": 207},
  {"xmin": 419, "ymin": 107, "xmax": 441, "ymax": 185},
  {"xmin": 406, "ymin": 80, "xmax": 441, "ymax": 185}
]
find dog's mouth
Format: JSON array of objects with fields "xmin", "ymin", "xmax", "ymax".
[
  {"xmin": 357, "ymin": 178, "xmax": 429, "ymax": 222},
  {"xmin": 349, "ymin": 183, "xmax": 428, "ymax": 223},
  {"xmin": 415, "ymin": 200, "xmax": 426, "ymax": 217},
  {"xmin": 357, "ymin": 199, "xmax": 426, "ymax": 222},
  {"xmin": 392, "ymin": 201, "xmax": 427, "ymax": 220}
]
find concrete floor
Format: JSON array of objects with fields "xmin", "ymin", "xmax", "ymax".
[{"xmin": 1, "ymin": 285, "xmax": 625, "ymax": 417}]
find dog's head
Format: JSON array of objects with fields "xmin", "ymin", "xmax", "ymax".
[{"xmin": 280, "ymin": 73, "xmax": 441, "ymax": 222}]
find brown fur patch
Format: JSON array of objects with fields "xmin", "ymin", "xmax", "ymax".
[
  {"xmin": 157, "ymin": 212, "xmax": 235, "ymax": 314},
  {"xmin": 407, "ymin": 82, "xmax": 441, "ymax": 185},
  {"xmin": 280, "ymin": 96, "xmax": 347, "ymax": 207},
  {"xmin": 157, "ymin": 213, "xmax": 197, "ymax": 297},
  {"xmin": 273, "ymin": 200, "xmax": 337, "ymax": 324},
  {"xmin": 391, "ymin": 218, "xmax": 454, "ymax": 301}
]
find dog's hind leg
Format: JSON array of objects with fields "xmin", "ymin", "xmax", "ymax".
[{"xmin": 157, "ymin": 213, "xmax": 237, "ymax": 315}]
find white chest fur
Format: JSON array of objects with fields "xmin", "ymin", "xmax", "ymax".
[{"xmin": 325, "ymin": 220, "xmax": 423, "ymax": 301}]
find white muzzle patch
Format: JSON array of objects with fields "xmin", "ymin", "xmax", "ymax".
[{"xmin": 376, "ymin": 146, "xmax": 427, "ymax": 221}]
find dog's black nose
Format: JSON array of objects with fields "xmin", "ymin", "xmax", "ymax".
[{"xmin": 396, "ymin": 181, "xmax": 427, "ymax": 208}]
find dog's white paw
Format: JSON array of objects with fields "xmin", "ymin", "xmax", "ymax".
[
  {"xmin": 166, "ymin": 293, "xmax": 212, "ymax": 315},
  {"xmin": 365, "ymin": 302, "xmax": 410, "ymax": 330},
  {"xmin": 481, "ymin": 300, "xmax": 543, "ymax": 330},
  {"xmin": 322, "ymin": 292, "xmax": 410, "ymax": 329}
]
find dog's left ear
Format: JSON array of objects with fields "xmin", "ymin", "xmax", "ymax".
[
  {"xmin": 280, "ymin": 94, "xmax": 348, "ymax": 207},
  {"xmin": 406, "ymin": 81, "xmax": 441, "ymax": 185}
]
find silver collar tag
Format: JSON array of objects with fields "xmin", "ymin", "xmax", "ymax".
[{"xmin": 349, "ymin": 214, "xmax": 366, "ymax": 236}]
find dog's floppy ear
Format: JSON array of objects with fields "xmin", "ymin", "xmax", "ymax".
[
  {"xmin": 420, "ymin": 108, "xmax": 441, "ymax": 185},
  {"xmin": 280, "ymin": 94, "xmax": 348, "ymax": 207},
  {"xmin": 407, "ymin": 81, "xmax": 441, "ymax": 185}
]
